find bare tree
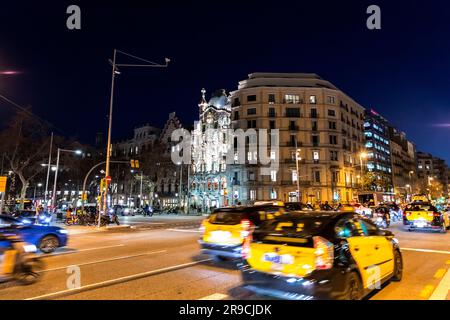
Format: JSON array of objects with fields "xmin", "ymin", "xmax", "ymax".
[{"xmin": 0, "ymin": 110, "xmax": 50, "ymax": 209}]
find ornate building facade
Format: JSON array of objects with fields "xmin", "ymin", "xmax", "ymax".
[{"xmin": 189, "ymin": 89, "xmax": 233, "ymax": 211}]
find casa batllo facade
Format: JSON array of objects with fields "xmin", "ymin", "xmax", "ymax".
[{"xmin": 189, "ymin": 89, "xmax": 234, "ymax": 211}]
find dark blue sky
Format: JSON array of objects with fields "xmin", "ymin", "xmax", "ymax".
[{"xmin": 1, "ymin": 0, "xmax": 449, "ymax": 161}]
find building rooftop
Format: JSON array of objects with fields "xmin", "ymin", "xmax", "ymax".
[{"xmin": 237, "ymin": 72, "xmax": 339, "ymax": 90}]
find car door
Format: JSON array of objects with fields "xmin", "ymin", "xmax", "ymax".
[
  {"xmin": 335, "ymin": 216, "xmax": 377, "ymax": 289},
  {"xmin": 358, "ymin": 218, "xmax": 394, "ymax": 279}
]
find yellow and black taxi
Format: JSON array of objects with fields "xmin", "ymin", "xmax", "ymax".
[
  {"xmin": 199, "ymin": 202, "xmax": 286, "ymax": 261},
  {"xmin": 403, "ymin": 201, "xmax": 449, "ymax": 233},
  {"xmin": 240, "ymin": 211, "xmax": 403, "ymax": 300}
]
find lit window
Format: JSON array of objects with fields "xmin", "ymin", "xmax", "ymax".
[
  {"xmin": 270, "ymin": 151, "xmax": 276, "ymax": 160},
  {"xmin": 313, "ymin": 151, "xmax": 320, "ymax": 161},
  {"xmin": 250, "ymin": 190, "xmax": 256, "ymax": 200},
  {"xmin": 309, "ymin": 95, "xmax": 317, "ymax": 104},
  {"xmin": 292, "ymin": 170, "xmax": 298, "ymax": 182},
  {"xmin": 270, "ymin": 170, "xmax": 277, "ymax": 182},
  {"xmin": 247, "ymin": 152, "xmax": 252, "ymax": 161},
  {"xmin": 284, "ymin": 94, "xmax": 300, "ymax": 104}
]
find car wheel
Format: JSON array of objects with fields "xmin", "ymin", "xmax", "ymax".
[
  {"xmin": 39, "ymin": 235, "xmax": 60, "ymax": 254},
  {"xmin": 392, "ymin": 250, "xmax": 403, "ymax": 281},
  {"xmin": 213, "ymin": 255, "xmax": 228, "ymax": 262},
  {"xmin": 343, "ymin": 271, "xmax": 363, "ymax": 300}
]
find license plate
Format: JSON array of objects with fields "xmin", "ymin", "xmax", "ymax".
[
  {"xmin": 209, "ymin": 231, "xmax": 231, "ymax": 242},
  {"xmin": 414, "ymin": 221, "xmax": 426, "ymax": 228}
]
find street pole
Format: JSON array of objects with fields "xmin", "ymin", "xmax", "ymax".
[
  {"xmin": 52, "ymin": 148, "xmax": 61, "ymax": 209},
  {"xmin": 186, "ymin": 164, "xmax": 191, "ymax": 214},
  {"xmin": 102, "ymin": 50, "xmax": 169, "ymax": 217},
  {"xmin": 179, "ymin": 164, "xmax": 183, "ymax": 211},
  {"xmin": 44, "ymin": 132, "xmax": 53, "ymax": 207},
  {"xmin": 140, "ymin": 171, "xmax": 143, "ymax": 208},
  {"xmin": 295, "ymin": 139, "xmax": 301, "ymax": 203},
  {"xmin": 103, "ymin": 48, "xmax": 117, "ymax": 217}
]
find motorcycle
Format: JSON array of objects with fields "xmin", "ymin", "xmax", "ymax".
[
  {"xmin": 98, "ymin": 213, "xmax": 120, "ymax": 226},
  {"xmin": 373, "ymin": 206, "xmax": 391, "ymax": 228},
  {"xmin": 0, "ymin": 234, "xmax": 45, "ymax": 285}
]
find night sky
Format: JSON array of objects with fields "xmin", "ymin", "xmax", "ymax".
[{"xmin": 1, "ymin": 0, "xmax": 449, "ymax": 161}]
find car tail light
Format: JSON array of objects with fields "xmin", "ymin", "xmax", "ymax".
[
  {"xmin": 199, "ymin": 220, "xmax": 206, "ymax": 235},
  {"xmin": 241, "ymin": 233, "xmax": 252, "ymax": 260},
  {"xmin": 313, "ymin": 236, "xmax": 334, "ymax": 270},
  {"xmin": 433, "ymin": 212, "xmax": 441, "ymax": 217},
  {"xmin": 240, "ymin": 219, "xmax": 254, "ymax": 238},
  {"xmin": 405, "ymin": 211, "xmax": 411, "ymax": 217}
]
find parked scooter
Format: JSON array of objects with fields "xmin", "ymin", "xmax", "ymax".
[{"xmin": 0, "ymin": 234, "xmax": 45, "ymax": 285}]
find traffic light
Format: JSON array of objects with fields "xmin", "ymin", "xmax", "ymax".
[{"xmin": 100, "ymin": 178, "xmax": 106, "ymax": 191}]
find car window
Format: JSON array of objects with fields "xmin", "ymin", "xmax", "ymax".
[
  {"xmin": 358, "ymin": 219, "xmax": 379, "ymax": 236},
  {"xmin": 335, "ymin": 218, "xmax": 360, "ymax": 238},
  {"xmin": 0, "ymin": 217, "xmax": 15, "ymax": 227}
]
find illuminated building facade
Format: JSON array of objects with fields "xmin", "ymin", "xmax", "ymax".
[{"xmin": 189, "ymin": 89, "xmax": 233, "ymax": 211}]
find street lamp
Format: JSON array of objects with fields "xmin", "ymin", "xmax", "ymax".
[
  {"xmin": 52, "ymin": 148, "xmax": 83, "ymax": 209},
  {"xmin": 102, "ymin": 49, "xmax": 169, "ymax": 215}
]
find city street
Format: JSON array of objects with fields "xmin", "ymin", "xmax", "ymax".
[{"xmin": 0, "ymin": 219, "xmax": 448, "ymax": 300}]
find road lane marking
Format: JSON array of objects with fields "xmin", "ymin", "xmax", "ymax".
[
  {"xmin": 429, "ymin": 268, "xmax": 450, "ymax": 300},
  {"xmin": 45, "ymin": 244, "xmax": 125, "ymax": 257},
  {"xmin": 26, "ymin": 258, "xmax": 212, "ymax": 300},
  {"xmin": 420, "ymin": 285, "xmax": 435, "ymax": 299},
  {"xmin": 41, "ymin": 250, "xmax": 167, "ymax": 272},
  {"xmin": 434, "ymin": 269, "xmax": 447, "ymax": 279},
  {"xmin": 198, "ymin": 293, "xmax": 228, "ymax": 300},
  {"xmin": 401, "ymin": 248, "xmax": 450, "ymax": 255},
  {"xmin": 166, "ymin": 228, "xmax": 201, "ymax": 233}
]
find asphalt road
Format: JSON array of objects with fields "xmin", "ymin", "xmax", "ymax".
[{"xmin": 0, "ymin": 219, "xmax": 449, "ymax": 300}]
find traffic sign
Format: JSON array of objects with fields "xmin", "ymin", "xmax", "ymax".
[{"xmin": 0, "ymin": 176, "xmax": 7, "ymax": 193}]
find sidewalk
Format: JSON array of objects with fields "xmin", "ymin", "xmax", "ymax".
[{"xmin": 52, "ymin": 213, "xmax": 205, "ymax": 234}]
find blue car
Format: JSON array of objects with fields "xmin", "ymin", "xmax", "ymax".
[{"xmin": 0, "ymin": 214, "xmax": 68, "ymax": 253}]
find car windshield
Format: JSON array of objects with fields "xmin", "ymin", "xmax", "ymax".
[
  {"xmin": 208, "ymin": 210, "xmax": 245, "ymax": 225},
  {"xmin": 258, "ymin": 215, "xmax": 329, "ymax": 238},
  {"xmin": 0, "ymin": 216, "xmax": 20, "ymax": 227}
]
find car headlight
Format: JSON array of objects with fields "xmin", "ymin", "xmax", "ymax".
[
  {"xmin": 23, "ymin": 244, "xmax": 37, "ymax": 253},
  {"xmin": 45, "ymin": 217, "xmax": 51, "ymax": 223},
  {"xmin": 124, "ymin": 208, "xmax": 129, "ymax": 213},
  {"xmin": 392, "ymin": 237, "xmax": 399, "ymax": 244},
  {"xmin": 377, "ymin": 217, "xmax": 383, "ymax": 222},
  {"xmin": 58, "ymin": 229, "xmax": 69, "ymax": 234},
  {"xmin": 22, "ymin": 219, "xmax": 32, "ymax": 224}
]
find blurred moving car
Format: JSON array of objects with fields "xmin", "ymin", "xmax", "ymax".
[
  {"xmin": 285, "ymin": 202, "xmax": 314, "ymax": 211},
  {"xmin": 403, "ymin": 202, "xmax": 449, "ymax": 233},
  {"xmin": 0, "ymin": 215, "xmax": 68, "ymax": 253},
  {"xmin": 351, "ymin": 203, "xmax": 373, "ymax": 218},
  {"xmin": 12, "ymin": 210, "xmax": 53, "ymax": 226},
  {"xmin": 241, "ymin": 211, "xmax": 403, "ymax": 300},
  {"xmin": 199, "ymin": 203, "xmax": 286, "ymax": 261}
]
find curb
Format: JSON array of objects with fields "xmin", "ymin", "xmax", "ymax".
[{"xmin": 105, "ymin": 224, "xmax": 131, "ymax": 230}]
